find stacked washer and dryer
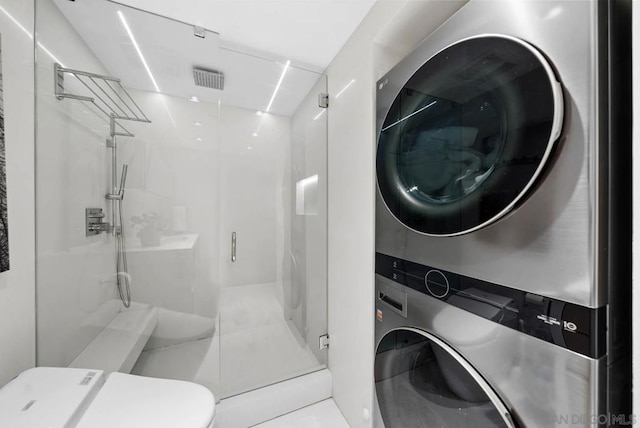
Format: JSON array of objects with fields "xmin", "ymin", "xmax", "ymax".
[{"xmin": 374, "ymin": 1, "xmax": 631, "ymax": 427}]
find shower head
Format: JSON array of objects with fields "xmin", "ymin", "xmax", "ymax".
[{"xmin": 193, "ymin": 67, "xmax": 225, "ymax": 90}]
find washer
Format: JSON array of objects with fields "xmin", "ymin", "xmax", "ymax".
[{"xmin": 374, "ymin": 1, "xmax": 631, "ymax": 426}]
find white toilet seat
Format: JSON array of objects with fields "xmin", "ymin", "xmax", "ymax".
[
  {"xmin": 0, "ymin": 367, "xmax": 215, "ymax": 428},
  {"xmin": 77, "ymin": 372, "xmax": 215, "ymax": 428}
]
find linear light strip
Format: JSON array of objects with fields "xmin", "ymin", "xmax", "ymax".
[
  {"xmin": 265, "ymin": 60, "xmax": 290, "ymax": 113},
  {"xmin": 381, "ymin": 101, "xmax": 437, "ymax": 132},
  {"xmin": 117, "ymin": 10, "xmax": 160, "ymax": 92}
]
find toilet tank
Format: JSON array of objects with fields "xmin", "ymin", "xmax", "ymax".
[{"xmin": 0, "ymin": 367, "xmax": 105, "ymax": 428}]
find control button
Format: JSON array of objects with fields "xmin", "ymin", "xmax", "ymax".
[{"xmin": 424, "ymin": 269, "xmax": 449, "ymax": 298}]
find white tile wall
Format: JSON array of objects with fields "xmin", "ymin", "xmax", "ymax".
[{"xmin": 0, "ymin": 0, "xmax": 36, "ymax": 386}]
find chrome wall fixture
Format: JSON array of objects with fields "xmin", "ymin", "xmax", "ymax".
[
  {"xmin": 85, "ymin": 208, "xmax": 108, "ymax": 236},
  {"xmin": 54, "ymin": 63, "xmax": 151, "ymax": 135},
  {"xmin": 55, "ymin": 64, "xmax": 151, "ymax": 307}
]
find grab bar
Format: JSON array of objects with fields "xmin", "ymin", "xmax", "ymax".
[{"xmin": 231, "ymin": 232, "xmax": 237, "ymax": 262}]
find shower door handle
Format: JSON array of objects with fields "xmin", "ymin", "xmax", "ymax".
[{"xmin": 231, "ymin": 232, "xmax": 237, "ymax": 262}]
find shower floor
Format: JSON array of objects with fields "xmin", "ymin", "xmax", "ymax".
[{"xmin": 131, "ymin": 282, "xmax": 323, "ymax": 398}]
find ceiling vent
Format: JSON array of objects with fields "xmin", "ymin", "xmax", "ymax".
[{"xmin": 193, "ymin": 68, "xmax": 224, "ymax": 91}]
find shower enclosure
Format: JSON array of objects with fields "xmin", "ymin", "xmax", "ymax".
[{"xmin": 35, "ymin": 0, "xmax": 328, "ymax": 401}]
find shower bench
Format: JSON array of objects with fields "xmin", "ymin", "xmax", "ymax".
[{"xmin": 69, "ymin": 303, "xmax": 158, "ymax": 373}]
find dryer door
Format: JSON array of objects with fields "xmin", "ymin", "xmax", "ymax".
[
  {"xmin": 376, "ymin": 35, "xmax": 563, "ymax": 236},
  {"xmin": 375, "ymin": 328, "xmax": 515, "ymax": 427}
]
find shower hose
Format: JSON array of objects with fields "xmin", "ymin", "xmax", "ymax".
[{"xmin": 115, "ymin": 198, "xmax": 131, "ymax": 308}]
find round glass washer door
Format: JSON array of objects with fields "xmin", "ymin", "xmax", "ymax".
[
  {"xmin": 375, "ymin": 328, "xmax": 516, "ymax": 427},
  {"xmin": 376, "ymin": 34, "xmax": 563, "ymax": 236}
]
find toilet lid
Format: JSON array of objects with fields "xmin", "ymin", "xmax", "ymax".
[
  {"xmin": 76, "ymin": 372, "xmax": 215, "ymax": 428},
  {"xmin": 0, "ymin": 367, "xmax": 104, "ymax": 428}
]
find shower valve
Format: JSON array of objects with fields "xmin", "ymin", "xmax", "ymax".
[
  {"xmin": 88, "ymin": 222, "xmax": 111, "ymax": 233},
  {"xmin": 86, "ymin": 208, "xmax": 112, "ymax": 236}
]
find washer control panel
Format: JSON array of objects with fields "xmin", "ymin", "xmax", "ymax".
[
  {"xmin": 424, "ymin": 269, "xmax": 450, "ymax": 298},
  {"xmin": 375, "ymin": 252, "xmax": 606, "ymax": 359}
]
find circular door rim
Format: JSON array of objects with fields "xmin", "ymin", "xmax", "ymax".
[
  {"xmin": 376, "ymin": 33, "xmax": 564, "ymax": 237},
  {"xmin": 375, "ymin": 326, "xmax": 517, "ymax": 428}
]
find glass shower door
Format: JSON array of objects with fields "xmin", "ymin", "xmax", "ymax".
[{"xmin": 217, "ymin": 54, "xmax": 328, "ymax": 397}]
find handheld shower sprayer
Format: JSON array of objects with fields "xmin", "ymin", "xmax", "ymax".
[
  {"xmin": 106, "ymin": 164, "xmax": 128, "ymax": 200},
  {"xmin": 118, "ymin": 164, "xmax": 128, "ymax": 200}
]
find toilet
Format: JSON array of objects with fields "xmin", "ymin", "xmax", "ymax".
[{"xmin": 0, "ymin": 367, "xmax": 215, "ymax": 428}]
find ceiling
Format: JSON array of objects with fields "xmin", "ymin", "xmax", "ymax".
[
  {"xmin": 53, "ymin": 0, "xmax": 374, "ymax": 116},
  {"xmin": 112, "ymin": 0, "xmax": 377, "ymax": 71}
]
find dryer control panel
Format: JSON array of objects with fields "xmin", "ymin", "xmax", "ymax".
[{"xmin": 376, "ymin": 252, "xmax": 606, "ymax": 359}]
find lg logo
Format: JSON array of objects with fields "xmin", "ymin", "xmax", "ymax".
[{"xmin": 563, "ymin": 321, "xmax": 578, "ymax": 332}]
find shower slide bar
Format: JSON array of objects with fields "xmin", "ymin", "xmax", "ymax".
[{"xmin": 54, "ymin": 63, "xmax": 151, "ymax": 137}]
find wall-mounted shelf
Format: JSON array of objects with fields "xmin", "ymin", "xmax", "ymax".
[{"xmin": 54, "ymin": 63, "xmax": 151, "ymax": 137}]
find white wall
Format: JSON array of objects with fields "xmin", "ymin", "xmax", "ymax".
[
  {"xmin": 0, "ymin": 0, "xmax": 36, "ymax": 386},
  {"xmin": 325, "ymin": 1, "xmax": 466, "ymax": 426}
]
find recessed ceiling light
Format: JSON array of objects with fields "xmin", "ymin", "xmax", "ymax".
[
  {"xmin": 196, "ymin": 137, "xmax": 203, "ymax": 142},
  {"xmin": 252, "ymin": 132, "xmax": 258, "ymax": 137},
  {"xmin": 193, "ymin": 121, "xmax": 202, "ymax": 126},
  {"xmin": 189, "ymin": 96, "xmax": 200, "ymax": 103},
  {"xmin": 248, "ymin": 146, "xmax": 253, "ymax": 150},
  {"xmin": 256, "ymin": 111, "xmax": 263, "ymax": 116}
]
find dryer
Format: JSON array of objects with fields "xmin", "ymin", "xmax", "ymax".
[{"xmin": 374, "ymin": 0, "xmax": 631, "ymax": 426}]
